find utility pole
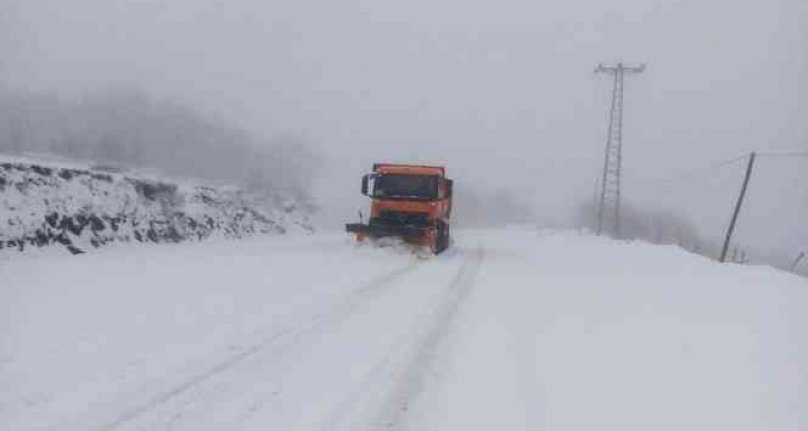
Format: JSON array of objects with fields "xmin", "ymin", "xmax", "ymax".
[
  {"xmin": 791, "ymin": 251, "xmax": 805, "ymax": 271},
  {"xmin": 720, "ymin": 152, "xmax": 756, "ymax": 262},
  {"xmin": 595, "ymin": 62, "xmax": 645, "ymax": 237}
]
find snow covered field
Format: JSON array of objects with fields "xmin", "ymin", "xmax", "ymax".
[{"xmin": 2, "ymin": 228, "xmax": 806, "ymax": 430}]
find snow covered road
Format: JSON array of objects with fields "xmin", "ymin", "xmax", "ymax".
[{"xmin": 2, "ymin": 229, "xmax": 807, "ymax": 430}]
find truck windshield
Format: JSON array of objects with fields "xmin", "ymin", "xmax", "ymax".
[{"xmin": 373, "ymin": 174, "xmax": 438, "ymax": 200}]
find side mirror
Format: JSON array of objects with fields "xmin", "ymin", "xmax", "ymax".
[
  {"xmin": 361, "ymin": 174, "xmax": 369, "ymax": 196},
  {"xmin": 446, "ymin": 179, "xmax": 453, "ymax": 198}
]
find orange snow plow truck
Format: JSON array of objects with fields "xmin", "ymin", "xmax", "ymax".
[{"xmin": 346, "ymin": 163, "xmax": 453, "ymax": 254}]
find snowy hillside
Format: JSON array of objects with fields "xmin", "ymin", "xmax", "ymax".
[
  {"xmin": 1, "ymin": 228, "xmax": 805, "ymax": 430},
  {"xmin": 0, "ymin": 155, "xmax": 313, "ymax": 255}
]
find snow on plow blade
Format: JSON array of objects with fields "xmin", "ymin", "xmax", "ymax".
[{"xmin": 345, "ymin": 223, "xmax": 428, "ymax": 239}]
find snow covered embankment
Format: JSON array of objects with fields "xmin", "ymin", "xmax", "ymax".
[{"xmin": 0, "ymin": 158, "xmax": 313, "ymax": 254}]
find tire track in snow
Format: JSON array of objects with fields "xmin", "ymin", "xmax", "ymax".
[
  {"xmin": 373, "ymin": 248, "xmax": 484, "ymax": 430},
  {"xmin": 91, "ymin": 260, "xmax": 423, "ymax": 431},
  {"xmin": 328, "ymin": 248, "xmax": 484, "ymax": 431}
]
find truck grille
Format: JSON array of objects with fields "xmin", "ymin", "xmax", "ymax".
[{"xmin": 372, "ymin": 210, "xmax": 431, "ymax": 228}]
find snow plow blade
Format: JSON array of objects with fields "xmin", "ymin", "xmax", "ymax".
[{"xmin": 345, "ymin": 223, "xmax": 428, "ymax": 239}]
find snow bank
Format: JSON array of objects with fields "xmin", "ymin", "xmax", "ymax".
[{"xmin": 0, "ymin": 156, "xmax": 313, "ymax": 255}]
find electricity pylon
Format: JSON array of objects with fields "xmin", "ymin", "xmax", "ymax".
[{"xmin": 595, "ymin": 62, "xmax": 645, "ymax": 237}]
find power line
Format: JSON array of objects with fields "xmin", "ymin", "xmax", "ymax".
[
  {"xmin": 645, "ymin": 150, "xmax": 808, "ymax": 187},
  {"xmin": 757, "ymin": 151, "xmax": 808, "ymax": 158},
  {"xmin": 647, "ymin": 153, "xmax": 749, "ymax": 186}
]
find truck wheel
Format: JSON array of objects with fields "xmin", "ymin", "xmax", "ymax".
[{"xmin": 435, "ymin": 221, "xmax": 449, "ymax": 254}]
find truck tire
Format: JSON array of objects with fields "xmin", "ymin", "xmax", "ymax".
[{"xmin": 436, "ymin": 221, "xmax": 450, "ymax": 254}]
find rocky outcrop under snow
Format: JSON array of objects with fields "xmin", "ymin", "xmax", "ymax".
[{"xmin": 0, "ymin": 156, "xmax": 313, "ymax": 255}]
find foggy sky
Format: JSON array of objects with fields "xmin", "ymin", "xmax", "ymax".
[{"xmin": 3, "ymin": 0, "xmax": 807, "ymax": 256}]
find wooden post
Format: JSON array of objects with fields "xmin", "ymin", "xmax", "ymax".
[{"xmin": 720, "ymin": 152, "xmax": 756, "ymax": 263}]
